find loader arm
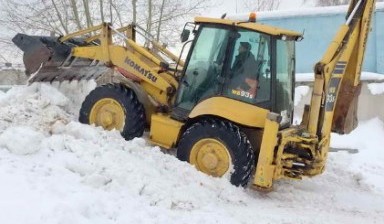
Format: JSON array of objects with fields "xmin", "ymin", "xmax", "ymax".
[
  {"xmin": 13, "ymin": 23, "xmax": 180, "ymax": 107},
  {"xmin": 70, "ymin": 24, "xmax": 177, "ymax": 105}
]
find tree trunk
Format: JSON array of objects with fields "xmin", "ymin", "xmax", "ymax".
[
  {"xmin": 82, "ymin": 0, "xmax": 94, "ymax": 28},
  {"xmin": 111, "ymin": 2, "xmax": 123, "ymax": 26},
  {"xmin": 100, "ymin": 0, "xmax": 105, "ymax": 22},
  {"xmin": 146, "ymin": 0, "xmax": 153, "ymax": 46},
  {"xmin": 69, "ymin": 0, "xmax": 82, "ymax": 30},
  {"xmin": 132, "ymin": 0, "xmax": 137, "ymax": 24},
  {"xmin": 156, "ymin": 0, "xmax": 166, "ymax": 41},
  {"xmin": 51, "ymin": 0, "xmax": 69, "ymax": 34},
  {"xmin": 109, "ymin": 0, "xmax": 113, "ymax": 23}
]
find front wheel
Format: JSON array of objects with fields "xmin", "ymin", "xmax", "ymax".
[
  {"xmin": 79, "ymin": 83, "xmax": 146, "ymax": 140},
  {"xmin": 177, "ymin": 119, "xmax": 255, "ymax": 187}
]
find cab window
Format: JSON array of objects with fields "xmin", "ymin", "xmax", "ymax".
[{"xmin": 224, "ymin": 29, "xmax": 271, "ymax": 104}]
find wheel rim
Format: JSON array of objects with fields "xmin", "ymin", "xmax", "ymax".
[
  {"xmin": 89, "ymin": 98, "xmax": 125, "ymax": 131},
  {"xmin": 189, "ymin": 138, "xmax": 232, "ymax": 177}
]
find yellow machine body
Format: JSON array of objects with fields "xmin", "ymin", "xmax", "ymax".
[{"xmin": 13, "ymin": 0, "xmax": 376, "ymax": 191}]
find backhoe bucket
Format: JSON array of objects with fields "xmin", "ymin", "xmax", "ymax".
[
  {"xmin": 12, "ymin": 33, "xmax": 111, "ymax": 83},
  {"xmin": 332, "ymin": 81, "xmax": 362, "ymax": 134}
]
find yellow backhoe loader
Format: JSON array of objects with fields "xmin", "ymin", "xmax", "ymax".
[{"xmin": 12, "ymin": 0, "xmax": 375, "ymax": 190}]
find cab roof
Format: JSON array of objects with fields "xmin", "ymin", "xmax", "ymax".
[{"xmin": 194, "ymin": 17, "xmax": 303, "ymax": 40}]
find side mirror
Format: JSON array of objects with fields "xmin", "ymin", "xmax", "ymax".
[{"xmin": 180, "ymin": 29, "xmax": 190, "ymax": 43}]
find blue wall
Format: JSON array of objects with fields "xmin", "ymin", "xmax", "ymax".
[
  {"xmin": 258, "ymin": 5, "xmax": 384, "ymax": 74},
  {"xmin": 377, "ymin": 10, "xmax": 384, "ymax": 74}
]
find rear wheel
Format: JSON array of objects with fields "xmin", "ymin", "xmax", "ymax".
[
  {"xmin": 177, "ymin": 119, "xmax": 255, "ymax": 187},
  {"xmin": 79, "ymin": 83, "xmax": 145, "ymax": 140}
]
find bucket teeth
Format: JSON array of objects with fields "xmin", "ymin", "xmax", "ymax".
[{"xmin": 28, "ymin": 66, "xmax": 113, "ymax": 84}]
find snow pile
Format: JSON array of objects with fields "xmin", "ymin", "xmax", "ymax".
[
  {"xmin": 294, "ymin": 85, "xmax": 310, "ymax": 106},
  {"xmin": 0, "ymin": 83, "xmax": 383, "ymax": 223},
  {"xmin": 0, "ymin": 84, "xmax": 72, "ymax": 133},
  {"xmin": 0, "ymin": 126, "xmax": 44, "ymax": 155},
  {"xmin": 332, "ymin": 118, "xmax": 384, "ymax": 193},
  {"xmin": 368, "ymin": 82, "xmax": 384, "ymax": 95},
  {"xmin": 361, "ymin": 72, "xmax": 384, "ymax": 81}
]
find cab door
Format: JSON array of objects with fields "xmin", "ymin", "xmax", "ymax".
[
  {"xmin": 221, "ymin": 28, "xmax": 273, "ymax": 109},
  {"xmin": 173, "ymin": 25, "xmax": 231, "ymax": 119}
]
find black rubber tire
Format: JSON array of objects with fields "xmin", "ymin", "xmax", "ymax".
[
  {"xmin": 177, "ymin": 119, "xmax": 255, "ymax": 187},
  {"xmin": 79, "ymin": 83, "xmax": 146, "ymax": 140}
]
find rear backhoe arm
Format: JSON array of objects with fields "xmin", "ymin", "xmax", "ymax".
[
  {"xmin": 253, "ymin": 0, "xmax": 376, "ymax": 190},
  {"xmin": 306, "ymin": 0, "xmax": 376, "ymax": 137}
]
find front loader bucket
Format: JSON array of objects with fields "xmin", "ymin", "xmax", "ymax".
[
  {"xmin": 12, "ymin": 33, "xmax": 111, "ymax": 83},
  {"xmin": 12, "ymin": 34, "xmax": 72, "ymax": 76},
  {"xmin": 332, "ymin": 81, "xmax": 362, "ymax": 134}
]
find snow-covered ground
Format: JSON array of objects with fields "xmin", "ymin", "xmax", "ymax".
[
  {"xmin": 368, "ymin": 82, "xmax": 384, "ymax": 95},
  {"xmin": 0, "ymin": 82, "xmax": 383, "ymax": 224}
]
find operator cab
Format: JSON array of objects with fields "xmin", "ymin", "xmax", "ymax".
[{"xmin": 173, "ymin": 16, "xmax": 302, "ymax": 127}]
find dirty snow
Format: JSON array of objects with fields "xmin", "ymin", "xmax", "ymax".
[{"xmin": 0, "ymin": 82, "xmax": 383, "ymax": 224}]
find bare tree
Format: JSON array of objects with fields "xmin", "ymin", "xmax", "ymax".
[
  {"xmin": 148, "ymin": 0, "xmax": 209, "ymax": 44},
  {"xmin": 132, "ymin": 0, "xmax": 137, "ymax": 24},
  {"xmin": 1, "ymin": 0, "xmax": 129, "ymax": 35},
  {"xmin": 50, "ymin": 0, "xmax": 69, "ymax": 34},
  {"xmin": 147, "ymin": 0, "xmax": 153, "ymax": 33},
  {"xmin": 242, "ymin": 0, "xmax": 281, "ymax": 11},
  {"xmin": 156, "ymin": 0, "xmax": 166, "ymax": 41},
  {"xmin": 0, "ymin": 0, "xmax": 210, "ymax": 62},
  {"xmin": 69, "ymin": 0, "xmax": 83, "ymax": 30},
  {"xmin": 314, "ymin": 0, "xmax": 349, "ymax": 6},
  {"xmin": 310, "ymin": 0, "xmax": 383, "ymax": 6}
]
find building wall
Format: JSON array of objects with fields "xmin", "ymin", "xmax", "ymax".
[
  {"xmin": 376, "ymin": 10, "xmax": 384, "ymax": 74},
  {"xmin": 258, "ymin": 4, "xmax": 384, "ymax": 74}
]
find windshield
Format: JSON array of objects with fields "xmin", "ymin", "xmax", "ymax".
[
  {"xmin": 175, "ymin": 26, "xmax": 230, "ymax": 111},
  {"xmin": 276, "ymin": 39, "xmax": 295, "ymax": 126}
]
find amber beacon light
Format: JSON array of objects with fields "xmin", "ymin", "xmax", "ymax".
[{"xmin": 249, "ymin": 12, "xmax": 257, "ymax": 22}]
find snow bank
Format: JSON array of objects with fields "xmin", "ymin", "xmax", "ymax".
[
  {"xmin": 0, "ymin": 126, "xmax": 44, "ymax": 155},
  {"xmin": 0, "ymin": 83, "xmax": 383, "ymax": 224},
  {"xmin": 294, "ymin": 85, "xmax": 310, "ymax": 106},
  {"xmin": 331, "ymin": 118, "xmax": 384, "ymax": 194},
  {"xmin": 296, "ymin": 72, "xmax": 384, "ymax": 83},
  {"xmin": 0, "ymin": 83, "xmax": 72, "ymax": 133},
  {"xmin": 368, "ymin": 82, "xmax": 384, "ymax": 95}
]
